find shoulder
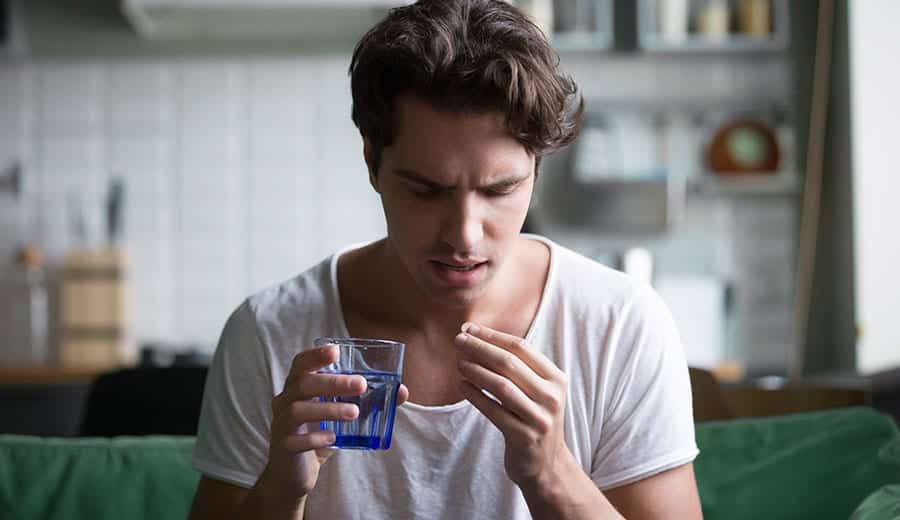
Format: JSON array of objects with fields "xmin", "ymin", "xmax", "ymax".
[
  {"xmin": 245, "ymin": 257, "xmax": 333, "ymax": 323},
  {"xmin": 538, "ymin": 238, "xmax": 678, "ymax": 353},
  {"xmin": 542, "ymin": 237, "xmax": 648, "ymax": 313},
  {"xmin": 230, "ymin": 256, "xmax": 338, "ymax": 350}
]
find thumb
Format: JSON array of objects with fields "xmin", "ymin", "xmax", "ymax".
[
  {"xmin": 397, "ymin": 384, "xmax": 410, "ymax": 406},
  {"xmin": 314, "ymin": 447, "xmax": 337, "ymax": 466}
]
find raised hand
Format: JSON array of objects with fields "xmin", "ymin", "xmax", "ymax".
[{"xmin": 454, "ymin": 322, "xmax": 571, "ymax": 489}]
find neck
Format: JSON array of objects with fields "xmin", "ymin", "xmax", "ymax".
[{"xmin": 372, "ymin": 239, "xmax": 518, "ymax": 335}]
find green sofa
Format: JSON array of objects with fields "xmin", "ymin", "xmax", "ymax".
[{"xmin": 1, "ymin": 407, "xmax": 898, "ymax": 519}]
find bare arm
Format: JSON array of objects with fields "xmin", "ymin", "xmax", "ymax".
[
  {"xmin": 518, "ymin": 452, "xmax": 701, "ymax": 519},
  {"xmin": 454, "ymin": 323, "xmax": 702, "ymax": 519},
  {"xmin": 189, "ymin": 345, "xmax": 410, "ymax": 520},
  {"xmin": 604, "ymin": 463, "xmax": 703, "ymax": 519},
  {"xmin": 188, "ymin": 475, "xmax": 309, "ymax": 520}
]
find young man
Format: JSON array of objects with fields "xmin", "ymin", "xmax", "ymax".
[{"xmin": 189, "ymin": 1, "xmax": 702, "ymax": 518}]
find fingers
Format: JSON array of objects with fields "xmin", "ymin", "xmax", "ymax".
[
  {"xmin": 285, "ymin": 345, "xmax": 340, "ymax": 385},
  {"xmin": 459, "ymin": 381, "xmax": 527, "ymax": 438},
  {"xmin": 457, "ymin": 359, "xmax": 548, "ymax": 428},
  {"xmin": 273, "ymin": 400, "xmax": 358, "ymax": 434},
  {"xmin": 280, "ymin": 371, "xmax": 367, "ymax": 403},
  {"xmin": 281, "ymin": 429, "xmax": 337, "ymax": 452},
  {"xmin": 271, "ymin": 400, "xmax": 359, "ymax": 452},
  {"xmin": 397, "ymin": 384, "xmax": 410, "ymax": 405},
  {"xmin": 461, "ymin": 322, "xmax": 562, "ymax": 380},
  {"xmin": 454, "ymin": 331, "xmax": 556, "ymax": 404}
]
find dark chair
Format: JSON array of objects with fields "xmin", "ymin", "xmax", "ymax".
[
  {"xmin": 689, "ymin": 367, "xmax": 734, "ymax": 422},
  {"xmin": 80, "ymin": 366, "xmax": 209, "ymax": 437}
]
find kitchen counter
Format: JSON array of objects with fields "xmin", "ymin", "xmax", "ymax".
[{"xmin": 0, "ymin": 365, "xmax": 123, "ymax": 386}]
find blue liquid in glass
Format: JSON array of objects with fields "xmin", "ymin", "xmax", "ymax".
[{"xmin": 319, "ymin": 370, "xmax": 401, "ymax": 450}]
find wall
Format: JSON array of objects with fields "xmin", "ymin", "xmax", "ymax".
[
  {"xmin": 0, "ymin": 58, "xmax": 386, "ymax": 350},
  {"xmin": 850, "ymin": 0, "xmax": 900, "ymax": 373},
  {"xmin": 0, "ymin": 1, "xmax": 796, "ymax": 372}
]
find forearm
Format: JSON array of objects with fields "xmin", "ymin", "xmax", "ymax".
[
  {"xmin": 519, "ymin": 451, "xmax": 624, "ymax": 520},
  {"xmin": 233, "ymin": 472, "xmax": 308, "ymax": 520}
]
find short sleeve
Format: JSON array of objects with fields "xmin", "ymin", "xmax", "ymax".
[
  {"xmin": 192, "ymin": 300, "xmax": 274, "ymax": 488},
  {"xmin": 590, "ymin": 284, "xmax": 699, "ymax": 490}
]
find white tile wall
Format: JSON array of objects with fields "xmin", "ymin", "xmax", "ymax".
[
  {"xmin": 36, "ymin": 65, "xmax": 105, "ymax": 139},
  {"xmin": 106, "ymin": 64, "xmax": 175, "ymax": 138},
  {"xmin": 1, "ymin": 53, "xmax": 793, "ymax": 369},
  {"xmin": 0, "ymin": 58, "xmax": 383, "ymax": 351}
]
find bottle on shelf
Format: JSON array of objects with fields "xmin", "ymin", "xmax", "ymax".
[
  {"xmin": 0, "ymin": 245, "xmax": 50, "ymax": 367},
  {"xmin": 658, "ymin": 0, "xmax": 690, "ymax": 43},
  {"xmin": 737, "ymin": 0, "xmax": 772, "ymax": 36},
  {"xmin": 697, "ymin": 0, "xmax": 731, "ymax": 39}
]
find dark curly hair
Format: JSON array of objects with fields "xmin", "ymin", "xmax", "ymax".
[{"xmin": 349, "ymin": 0, "xmax": 584, "ymax": 175}]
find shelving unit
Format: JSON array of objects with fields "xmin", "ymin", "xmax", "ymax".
[
  {"xmin": 507, "ymin": 1, "xmax": 813, "ymax": 379},
  {"xmin": 688, "ymin": 172, "xmax": 800, "ymax": 197},
  {"xmin": 511, "ymin": 0, "xmax": 614, "ymax": 52},
  {"xmin": 637, "ymin": 0, "xmax": 790, "ymax": 54},
  {"xmin": 550, "ymin": 0, "xmax": 615, "ymax": 52}
]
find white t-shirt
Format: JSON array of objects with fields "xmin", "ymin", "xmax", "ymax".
[{"xmin": 193, "ymin": 235, "xmax": 699, "ymax": 518}]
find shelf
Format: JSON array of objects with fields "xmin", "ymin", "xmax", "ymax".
[
  {"xmin": 688, "ymin": 172, "xmax": 800, "ymax": 196},
  {"xmin": 546, "ymin": 0, "xmax": 615, "ymax": 53},
  {"xmin": 573, "ymin": 176, "xmax": 667, "ymax": 188},
  {"xmin": 552, "ymin": 31, "xmax": 613, "ymax": 52},
  {"xmin": 637, "ymin": 0, "xmax": 791, "ymax": 55},
  {"xmin": 639, "ymin": 34, "xmax": 787, "ymax": 54}
]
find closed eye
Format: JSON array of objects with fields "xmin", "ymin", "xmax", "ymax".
[
  {"xmin": 484, "ymin": 186, "xmax": 518, "ymax": 197},
  {"xmin": 483, "ymin": 181, "xmax": 523, "ymax": 197},
  {"xmin": 410, "ymin": 187, "xmax": 445, "ymax": 199}
]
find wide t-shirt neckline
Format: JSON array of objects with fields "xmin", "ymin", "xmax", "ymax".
[{"xmin": 327, "ymin": 234, "xmax": 558, "ymax": 414}]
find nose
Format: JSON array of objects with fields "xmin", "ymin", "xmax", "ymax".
[{"xmin": 440, "ymin": 192, "xmax": 484, "ymax": 254}]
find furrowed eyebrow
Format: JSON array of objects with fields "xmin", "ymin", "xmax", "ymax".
[
  {"xmin": 392, "ymin": 169, "xmax": 447, "ymax": 190},
  {"xmin": 483, "ymin": 174, "xmax": 530, "ymax": 191},
  {"xmin": 392, "ymin": 168, "xmax": 530, "ymax": 191}
]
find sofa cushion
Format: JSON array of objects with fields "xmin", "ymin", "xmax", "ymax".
[
  {"xmin": 851, "ymin": 484, "xmax": 900, "ymax": 520},
  {"xmin": 0, "ymin": 435, "xmax": 197, "ymax": 520},
  {"xmin": 694, "ymin": 407, "xmax": 900, "ymax": 520},
  {"xmin": 0, "ymin": 407, "xmax": 898, "ymax": 520}
]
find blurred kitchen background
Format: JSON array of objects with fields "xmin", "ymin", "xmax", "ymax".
[{"xmin": 1, "ymin": 0, "xmax": 898, "ymax": 435}]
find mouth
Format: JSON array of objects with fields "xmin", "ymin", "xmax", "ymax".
[
  {"xmin": 433, "ymin": 261, "xmax": 486, "ymax": 272},
  {"xmin": 428, "ymin": 259, "xmax": 489, "ymax": 287}
]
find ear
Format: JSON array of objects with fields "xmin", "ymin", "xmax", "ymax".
[{"xmin": 363, "ymin": 139, "xmax": 379, "ymax": 192}]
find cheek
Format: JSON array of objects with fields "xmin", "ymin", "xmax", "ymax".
[
  {"xmin": 383, "ymin": 197, "xmax": 436, "ymax": 240},
  {"xmin": 489, "ymin": 193, "xmax": 531, "ymax": 232}
]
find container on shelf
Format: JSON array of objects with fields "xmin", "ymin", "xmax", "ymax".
[
  {"xmin": 658, "ymin": 0, "xmax": 690, "ymax": 43},
  {"xmin": 737, "ymin": 0, "xmax": 772, "ymax": 36},
  {"xmin": 59, "ymin": 247, "xmax": 133, "ymax": 370},
  {"xmin": 637, "ymin": 0, "xmax": 789, "ymax": 53},
  {"xmin": 696, "ymin": 0, "xmax": 731, "ymax": 39},
  {"xmin": 0, "ymin": 246, "xmax": 50, "ymax": 367}
]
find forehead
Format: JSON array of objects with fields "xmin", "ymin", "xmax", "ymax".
[
  {"xmin": 388, "ymin": 95, "xmax": 532, "ymax": 177},
  {"xmin": 393, "ymin": 95, "xmax": 506, "ymax": 139}
]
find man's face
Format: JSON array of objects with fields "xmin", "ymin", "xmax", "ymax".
[{"xmin": 368, "ymin": 95, "xmax": 535, "ymax": 307}]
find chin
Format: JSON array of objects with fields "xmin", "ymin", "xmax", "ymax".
[
  {"xmin": 432, "ymin": 288, "xmax": 485, "ymax": 308},
  {"xmin": 419, "ymin": 276, "xmax": 492, "ymax": 308}
]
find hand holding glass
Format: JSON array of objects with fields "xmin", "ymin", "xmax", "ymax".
[{"xmin": 314, "ymin": 337, "xmax": 405, "ymax": 450}]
